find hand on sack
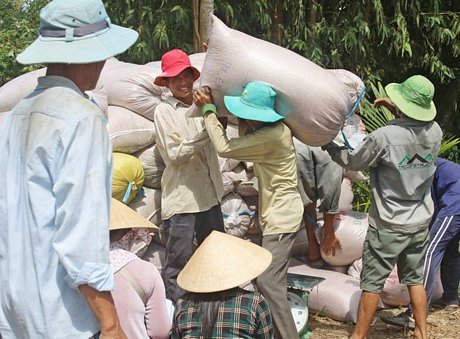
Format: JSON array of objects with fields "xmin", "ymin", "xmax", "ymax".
[
  {"xmin": 193, "ymin": 86, "xmax": 213, "ymax": 108},
  {"xmin": 321, "ymin": 233, "xmax": 342, "ymax": 256}
]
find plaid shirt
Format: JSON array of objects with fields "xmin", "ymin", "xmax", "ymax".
[{"xmin": 172, "ymin": 288, "xmax": 273, "ymax": 338}]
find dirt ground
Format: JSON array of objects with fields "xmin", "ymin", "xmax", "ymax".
[{"xmin": 307, "ymin": 307, "xmax": 460, "ymax": 338}]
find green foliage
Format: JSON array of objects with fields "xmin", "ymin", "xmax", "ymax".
[
  {"xmin": 0, "ymin": 0, "xmax": 48, "ymax": 86},
  {"xmin": 103, "ymin": 1, "xmax": 193, "ymax": 63}
]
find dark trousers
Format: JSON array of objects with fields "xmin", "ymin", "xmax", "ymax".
[
  {"xmin": 440, "ymin": 228, "xmax": 460, "ymax": 305},
  {"xmin": 162, "ymin": 204, "xmax": 225, "ymax": 303},
  {"xmin": 407, "ymin": 215, "xmax": 460, "ymax": 315}
]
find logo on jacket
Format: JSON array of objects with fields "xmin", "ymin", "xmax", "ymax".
[{"xmin": 398, "ymin": 153, "xmax": 434, "ymax": 170}]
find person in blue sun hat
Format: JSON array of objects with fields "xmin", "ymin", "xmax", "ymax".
[
  {"xmin": 194, "ymin": 82, "xmax": 303, "ymax": 339},
  {"xmin": 0, "ymin": 0, "xmax": 138, "ymax": 338}
]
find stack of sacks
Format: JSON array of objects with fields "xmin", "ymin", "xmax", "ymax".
[
  {"xmin": 348, "ymin": 259, "xmax": 444, "ymax": 307},
  {"xmin": 195, "ymin": 15, "xmax": 365, "ymax": 147},
  {"xmin": 0, "ymin": 68, "xmax": 47, "ymax": 112},
  {"xmin": 288, "ymin": 258, "xmax": 366, "ymax": 323},
  {"xmin": 136, "ymin": 144, "xmax": 165, "ymax": 190},
  {"xmin": 290, "ymin": 177, "xmax": 357, "ymax": 258}
]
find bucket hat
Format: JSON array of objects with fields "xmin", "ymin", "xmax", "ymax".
[
  {"xmin": 224, "ymin": 82, "xmax": 284, "ymax": 123},
  {"xmin": 154, "ymin": 49, "xmax": 201, "ymax": 86},
  {"xmin": 385, "ymin": 75, "xmax": 436, "ymax": 121},
  {"xmin": 16, "ymin": 0, "xmax": 138, "ymax": 65},
  {"xmin": 177, "ymin": 231, "xmax": 272, "ymax": 293},
  {"xmin": 109, "ymin": 198, "xmax": 159, "ymax": 231}
]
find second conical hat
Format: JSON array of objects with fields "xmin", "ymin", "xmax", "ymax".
[
  {"xmin": 109, "ymin": 198, "xmax": 159, "ymax": 231},
  {"xmin": 177, "ymin": 231, "xmax": 272, "ymax": 293}
]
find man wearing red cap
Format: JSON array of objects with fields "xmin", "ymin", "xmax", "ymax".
[{"xmin": 153, "ymin": 49, "xmax": 225, "ymax": 303}]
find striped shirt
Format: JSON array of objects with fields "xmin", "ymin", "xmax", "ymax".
[{"xmin": 172, "ymin": 288, "xmax": 273, "ymax": 339}]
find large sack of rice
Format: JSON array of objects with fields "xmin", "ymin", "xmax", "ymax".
[
  {"xmin": 349, "ymin": 260, "xmax": 443, "ymax": 307},
  {"xmin": 128, "ymin": 187, "xmax": 162, "ymax": 227},
  {"xmin": 221, "ymin": 192, "xmax": 252, "ymax": 238},
  {"xmin": 107, "ymin": 105, "xmax": 156, "ymax": 154},
  {"xmin": 0, "ymin": 68, "xmax": 46, "ymax": 112},
  {"xmin": 112, "ymin": 153, "xmax": 144, "ymax": 203},
  {"xmin": 381, "ymin": 264, "xmax": 443, "ymax": 307},
  {"xmin": 289, "ymin": 258, "xmax": 362, "ymax": 322},
  {"xmin": 318, "ymin": 211, "xmax": 368, "ymax": 266},
  {"xmin": 97, "ymin": 58, "xmax": 163, "ymax": 120},
  {"xmin": 136, "ymin": 145, "xmax": 165, "ymax": 189},
  {"xmin": 197, "ymin": 16, "xmax": 364, "ymax": 146}
]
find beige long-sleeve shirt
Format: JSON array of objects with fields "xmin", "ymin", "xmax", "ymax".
[
  {"xmin": 204, "ymin": 113, "xmax": 303, "ymax": 235},
  {"xmin": 154, "ymin": 96, "xmax": 224, "ymax": 220}
]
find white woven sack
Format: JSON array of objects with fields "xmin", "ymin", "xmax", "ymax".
[
  {"xmin": 289, "ymin": 258, "xmax": 362, "ymax": 322},
  {"xmin": 318, "ymin": 211, "xmax": 368, "ymax": 266},
  {"xmin": 196, "ymin": 16, "xmax": 363, "ymax": 146},
  {"xmin": 381, "ymin": 264, "xmax": 443, "ymax": 307},
  {"xmin": 107, "ymin": 105, "xmax": 156, "ymax": 154},
  {"xmin": 128, "ymin": 187, "xmax": 162, "ymax": 227},
  {"xmin": 0, "ymin": 68, "xmax": 46, "ymax": 112},
  {"xmin": 221, "ymin": 192, "xmax": 251, "ymax": 238},
  {"xmin": 96, "ymin": 58, "xmax": 164, "ymax": 121},
  {"xmin": 338, "ymin": 177, "xmax": 354, "ymax": 212},
  {"xmin": 136, "ymin": 145, "xmax": 165, "ymax": 189}
]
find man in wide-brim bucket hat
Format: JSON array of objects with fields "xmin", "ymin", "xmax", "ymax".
[
  {"xmin": 384, "ymin": 75, "xmax": 437, "ymax": 122},
  {"xmin": 16, "ymin": 0, "xmax": 138, "ymax": 64},
  {"xmin": 0, "ymin": 1, "xmax": 138, "ymax": 338},
  {"xmin": 173, "ymin": 231, "xmax": 274, "ymax": 338},
  {"xmin": 194, "ymin": 82, "xmax": 304, "ymax": 338},
  {"xmin": 322, "ymin": 74, "xmax": 442, "ymax": 339}
]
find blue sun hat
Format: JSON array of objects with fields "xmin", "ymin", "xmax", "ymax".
[
  {"xmin": 385, "ymin": 75, "xmax": 436, "ymax": 122},
  {"xmin": 16, "ymin": 0, "xmax": 138, "ymax": 65},
  {"xmin": 224, "ymin": 82, "xmax": 284, "ymax": 123}
]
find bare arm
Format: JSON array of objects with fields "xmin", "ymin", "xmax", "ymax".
[{"xmin": 79, "ymin": 284, "xmax": 127, "ymax": 339}]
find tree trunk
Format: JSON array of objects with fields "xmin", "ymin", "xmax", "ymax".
[{"xmin": 192, "ymin": 0, "xmax": 214, "ymax": 52}]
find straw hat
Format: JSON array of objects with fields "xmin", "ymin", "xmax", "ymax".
[
  {"xmin": 17, "ymin": 0, "xmax": 138, "ymax": 65},
  {"xmin": 177, "ymin": 231, "xmax": 272, "ymax": 293},
  {"xmin": 109, "ymin": 198, "xmax": 158, "ymax": 231}
]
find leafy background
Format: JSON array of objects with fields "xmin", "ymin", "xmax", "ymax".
[{"xmin": 1, "ymin": 0, "xmax": 459, "ymax": 209}]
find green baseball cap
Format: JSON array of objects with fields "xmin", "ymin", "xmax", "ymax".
[
  {"xmin": 385, "ymin": 75, "xmax": 436, "ymax": 122},
  {"xmin": 224, "ymin": 82, "xmax": 284, "ymax": 123}
]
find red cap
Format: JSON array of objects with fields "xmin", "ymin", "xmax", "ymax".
[{"xmin": 154, "ymin": 49, "xmax": 200, "ymax": 86}]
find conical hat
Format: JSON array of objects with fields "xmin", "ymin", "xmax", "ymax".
[
  {"xmin": 177, "ymin": 231, "xmax": 272, "ymax": 293},
  {"xmin": 109, "ymin": 198, "xmax": 159, "ymax": 231}
]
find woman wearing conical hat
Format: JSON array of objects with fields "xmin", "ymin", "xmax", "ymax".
[{"xmin": 172, "ymin": 231, "xmax": 274, "ymax": 338}]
